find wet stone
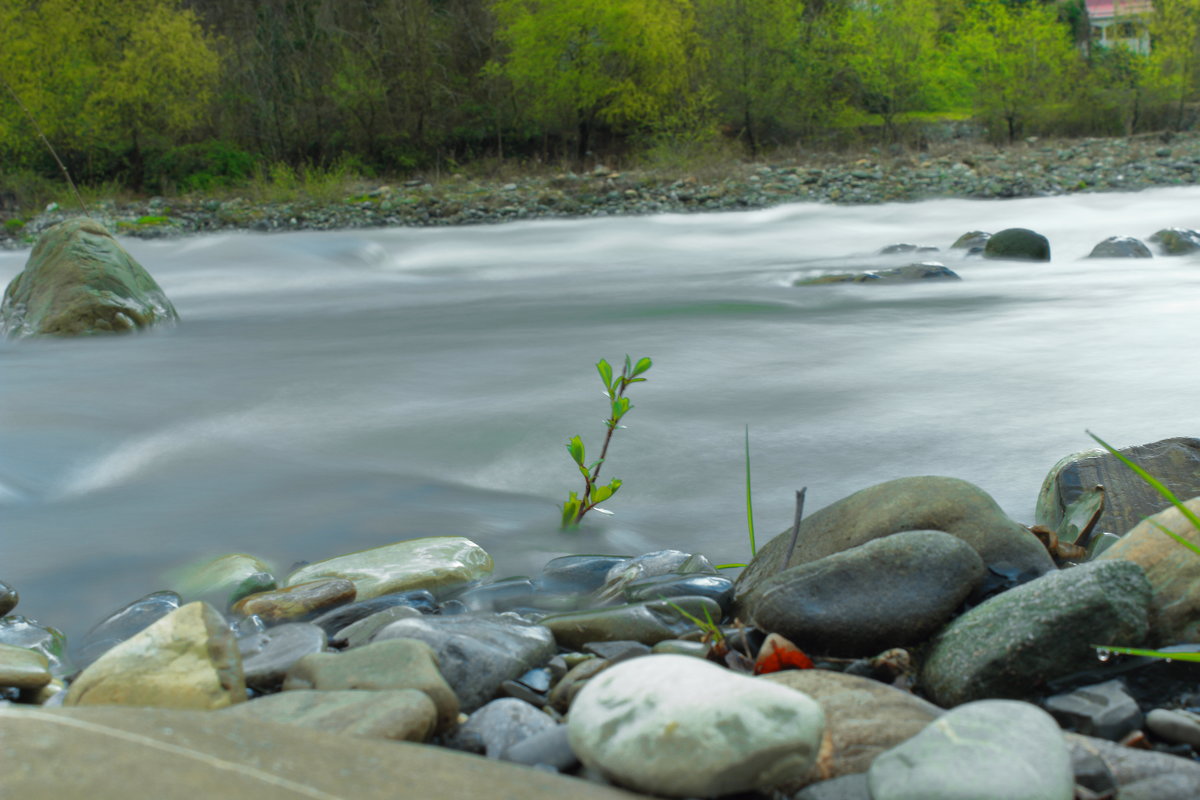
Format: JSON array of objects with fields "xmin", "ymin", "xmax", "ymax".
[
  {"xmin": 330, "ymin": 605, "xmax": 421, "ymax": 649},
  {"xmin": 449, "ymin": 578, "xmax": 577, "ymax": 613},
  {"xmin": 582, "ymin": 640, "xmax": 652, "ymax": 663},
  {"xmin": 1146, "ymin": 708, "xmax": 1200, "ymax": 747},
  {"xmin": 74, "ymin": 590, "xmax": 182, "ymax": 671},
  {"xmin": 623, "ymin": 573, "xmax": 734, "ymax": 609},
  {"xmin": 1087, "ymin": 236, "xmax": 1152, "ymax": 258},
  {"xmin": 172, "ymin": 553, "xmax": 276, "ymax": 608},
  {"xmin": 1150, "ymin": 227, "xmax": 1200, "ymax": 255},
  {"xmin": 541, "ymin": 596, "xmax": 724, "ymax": 650},
  {"xmin": 449, "ymin": 697, "xmax": 558, "ymax": 758},
  {"xmin": 983, "ymin": 227, "xmax": 1051, "ymax": 261},
  {"xmin": 0, "ymin": 581, "xmax": 17, "ymax": 616},
  {"xmin": 548, "ymin": 658, "xmax": 610, "ymax": 713},
  {"xmin": 503, "ymin": 724, "xmax": 578, "ymax": 772},
  {"xmin": 0, "ymin": 616, "xmax": 70, "ymax": 678},
  {"xmin": 373, "ymin": 613, "xmax": 556, "ymax": 712},
  {"xmin": 232, "ymin": 578, "xmax": 356, "ymax": 625},
  {"xmin": 0, "ymin": 642, "xmax": 52, "ymax": 690},
  {"xmin": 951, "ymin": 230, "xmax": 991, "ymax": 251},
  {"xmin": 592, "ymin": 550, "xmax": 699, "ymax": 603},
  {"xmin": 539, "ymin": 555, "xmax": 630, "ymax": 593},
  {"xmin": 239, "ymin": 622, "xmax": 327, "ymax": 692},
  {"xmin": 309, "ymin": 590, "xmax": 436, "ymax": 637},
  {"xmin": 1043, "ymin": 679, "xmax": 1143, "ymax": 741},
  {"xmin": 650, "ymin": 639, "xmax": 710, "ymax": 658}
]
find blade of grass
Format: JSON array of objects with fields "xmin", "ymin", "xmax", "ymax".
[
  {"xmin": 1092, "ymin": 644, "xmax": 1200, "ymax": 662},
  {"xmin": 745, "ymin": 424, "xmax": 756, "ymax": 558}
]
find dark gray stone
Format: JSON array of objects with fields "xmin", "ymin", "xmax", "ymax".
[
  {"xmin": 1042, "ymin": 679, "xmax": 1142, "ymax": 741},
  {"xmin": 1036, "ymin": 437, "xmax": 1200, "ymax": 537},
  {"xmin": 309, "ymin": 590, "xmax": 436, "ymax": 636},
  {"xmin": 1067, "ymin": 732, "xmax": 1200, "ymax": 798},
  {"xmin": 539, "ymin": 555, "xmax": 630, "ymax": 593},
  {"xmin": 503, "ymin": 723, "xmax": 579, "ymax": 772},
  {"xmin": 748, "ymin": 529, "xmax": 984, "ymax": 656},
  {"xmin": 1087, "ymin": 236, "xmax": 1152, "ymax": 258},
  {"xmin": 983, "ymin": 227, "xmax": 1051, "ymax": 261},
  {"xmin": 0, "ymin": 582, "xmax": 17, "ymax": 616},
  {"xmin": 593, "ymin": 550, "xmax": 699, "ymax": 603},
  {"xmin": 735, "ymin": 476, "xmax": 1055, "ymax": 616},
  {"xmin": 449, "ymin": 698, "xmax": 557, "ymax": 758},
  {"xmin": 239, "ymin": 622, "xmax": 326, "ymax": 692},
  {"xmin": 329, "ymin": 605, "xmax": 422, "ymax": 649},
  {"xmin": 1150, "ymin": 227, "xmax": 1200, "ymax": 255},
  {"xmin": 793, "ymin": 263, "xmax": 960, "ymax": 285},
  {"xmin": 920, "ymin": 560, "xmax": 1152, "ymax": 707},
  {"xmin": 373, "ymin": 613, "xmax": 556, "ymax": 712},
  {"xmin": 582, "ymin": 641, "xmax": 652, "ymax": 663},
  {"xmin": 73, "ymin": 591, "xmax": 182, "ymax": 671},
  {"xmin": 951, "ymin": 231, "xmax": 991, "ymax": 251},
  {"xmin": 623, "ymin": 573, "xmax": 734, "ymax": 609}
]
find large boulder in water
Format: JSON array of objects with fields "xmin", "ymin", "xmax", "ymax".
[
  {"xmin": 983, "ymin": 228, "xmax": 1050, "ymax": 261},
  {"xmin": 1086, "ymin": 236, "xmax": 1152, "ymax": 259},
  {"xmin": 1, "ymin": 217, "xmax": 178, "ymax": 339},
  {"xmin": 1149, "ymin": 228, "xmax": 1200, "ymax": 255}
]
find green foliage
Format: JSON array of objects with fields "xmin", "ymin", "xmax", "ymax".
[
  {"xmin": 1146, "ymin": 0, "xmax": 1200, "ymax": 127},
  {"xmin": 3, "ymin": 218, "xmax": 24, "ymax": 231},
  {"xmin": 561, "ymin": 355, "xmax": 652, "ymax": 529}
]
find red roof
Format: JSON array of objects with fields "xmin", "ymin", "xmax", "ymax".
[{"xmin": 1085, "ymin": 0, "xmax": 1154, "ymax": 19}]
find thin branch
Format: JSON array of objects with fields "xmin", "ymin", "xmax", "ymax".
[{"xmin": 0, "ymin": 73, "xmax": 90, "ymax": 218}]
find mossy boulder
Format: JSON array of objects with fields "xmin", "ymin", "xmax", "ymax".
[
  {"xmin": 982, "ymin": 228, "xmax": 1050, "ymax": 262},
  {"xmin": 1, "ymin": 217, "xmax": 179, "ymax": 339}
]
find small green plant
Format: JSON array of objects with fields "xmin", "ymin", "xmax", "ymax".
[
  {"xmin": 561, "ymin": 355, "xmax": 652, "ymax": 528},
  {"xmin": 3, "ymin": 218, "xmax": 24, "ymax": 231}
]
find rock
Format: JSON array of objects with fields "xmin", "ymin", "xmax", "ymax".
[
  {"xmin": 793, "ymin": 263, "xmax": 960, "ymax": 285},
  {"xmin": 568, "ymin": 654, "xmax": 825, "ymax": 797},
  {"xmin": 622, "ymin": 573, "xmax": 734, "ymax": 608},
  {"xmin": 449, "ymin": 697, "xmax": 558, "ymax": 758},
  {"xmin": 372, "ymin": 613, "xmax": 556, "ymax": 712},
  {"xmin": 1042, "ymin": 679, "xmax": 1143, "ymax": 740},
  {"xmin": 1087, "ymin": 236, "xmax": 1152, "ymax": 258},
  {"xmin": 982, "ymin": 227, "xmax": 1051, "ymax": 261},
  {"xmin": 0, "ymin": 641, "xmax": 52, "ymax": 690},
  {"xmin": 746, "ymin": 529, "xmax": 984, "ymax": 656},
  {"xmin": 0, "ymin": 580, "xmax": 17, "ymax": 615},
  {"xmin": 868, "ymin": 700, "xmax": 1074, "ymax": 800},
  {"xmin": 73, "ymin": 590, "xmax": 182, "ymax": 670},
  {"xmin": 794, "ymin": 774, "xmax": 872, "ymax": 800},
  {"xmin": 0, "ymin": 616, "xmax": 70, "ymax": 678},
  {"xmin": 877, "ymin": 243, "xmax": 937, "ymax": 255},
  {"xmin": 65, "ymin": 601, "xmax": 245, "ymax": 710},
  {"xmin": 760, "ymin": 669, "xmax": 941, "ymax": 787},
  {"xmin": 329, "ymin": 605, "xmax": 422, "ymax": 648},
  {"xmin": 282, "ymin": 637, "xmax": 458, "ymax": 731},
  {"xmin": 950, "ymin": 230, "xmax": 991, "ymax": 251},
  {"xmin": 1150, "ymin": 227, "xmax": 1200, "ymax": 255},
  {"xmin": 548, "ymin": 657, "xmax": 611, "ymax": 712},
  {"xmin": 1067, "ymin": 732, "xmax": 1200, "ymax": 797},
  {"xmin": 503, "ymin": 723, "xmax": 579, "ymax": 771},
  {"xmin": 284, "ymin": 536, "xmax": 493, "ymax": 600},
  {"xmin": 231, "ymin": 578, "xmax": 356, "ymax": 624},
  {"xmin": 1036, "ymin": 437, "xmax": 1200, "ymax": 537},
  {"xmin": 541, "ymin": 596, "xmax": 724, "ymax": 649},
  {"xmin": 539, "ymin": 554, "xmax": 631, "ymax": 593},
  {"xmin": 309, "ymin": 590, "xmax": 437, "ymax": 637},
  {"xmin": 170, "ymin": 553, "xmax": 276, "ymax": 608},
  {"xmin": 920, "ymin": 560, "xmax": 1152, "ymax": 707},
  {"xmin": 735, "ymin": 477, "xmax": 1054, "ymax": 615},
  {"xmin": 582, "ymin": 640, "xmax": 652, "ymax": 663},
  {"xmin": 0, "ymin": 705, "xmax": 638, "ymax": 800},
  {"xmin": 238, "ymin": 622, "xmax": 326, "ymax": 692},
  {"xmin": 0, "ymin": 218, "xmax": 179, "ymax": 339},
  {"xmin": 1146, "ymin": 707, "xmax": 1200, "ymax": 747},
  {"xmin": 1096, "ymin": 497, "xmax": 1200, "ymax": 644},
  {"xmin": 592, "ymin": 549, "xmax": 703, "ymax": 603},
  {"xmin": 651, "ymin": 639, "xmax": 710, "ymax": 658},
  {"xmin": 221, "ymin": 688, "xmax": 437, "ymax": 742}
]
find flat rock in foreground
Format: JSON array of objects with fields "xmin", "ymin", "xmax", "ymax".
[{"xmin": 0, "ymin": 705, "xmax": 644, "ymax": 800}]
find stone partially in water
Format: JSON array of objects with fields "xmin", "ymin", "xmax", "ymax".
[
  {"xmin": 950, "ymin": 230, "xmax": 991, "ymax": 251},
  {"xmin": 793, "ymin": 263, "xmax": 960, "ymax": 286},
  {"xmin": 983, "ymin": 227, "xmax": 1050, "ymax": 261},
  {"xmin": 0, "ymin": 616, "xmax": 71, "ymax": 679},
  {"xmin": 65, "ymin": 601, "xmax": 245, "ymax": 710},
  {"xmin": 1149, "ymin": 227, "xmax": 1200, "ymax": 255},
  {"xmin": 73, "ymin": 590, "xmax": 182, "ymax": 671},
  {"xmin": 238, "ymin": 622, "xmax": 326, "ymax": 692},
  {"xmin": 232, "ymin": 578, "xmax": 356, "ymax": 624},
  {"xmin": 0, "ymin": 217, "xmax": 179, "ymax": 339},
  {"xmin": 1087, "ymin": 236, "xmax": 1152, "ymax": 258},
  {"xmin": 0, "ymin": 642, "xmax": 52, "ymax": 690},
  {"xmin": 284, "ymin": 536, "xmax": 493, "ymax": 600},
  {"xmin": 171, "ymin": 553, "xmax": 276, "ymax": 608},
  {"xmin": 0, "ymin": 581, "xmax": 17, "ymax": 616},
  {"xmin": 540, "ymin": 596, "xmax": 724, "ymax": 649}
]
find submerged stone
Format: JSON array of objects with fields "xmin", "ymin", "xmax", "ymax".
[{"xmin": 1, "ymin": 217, "xmax": 179, "ymax": 339}]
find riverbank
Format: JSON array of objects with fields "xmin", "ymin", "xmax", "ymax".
[{"xmin": 4, "ymin": 132, "xmax": 1200, "ymax": 249}]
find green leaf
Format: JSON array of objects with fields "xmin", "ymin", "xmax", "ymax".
[
  {"xmin": 623, "ymin": 354, "xmax": 633, "ymax": 377},
  {"xmin": 632, "ymin": 356, "xmax": 652, "ymax": 377},
  {"xmin": 596, "ymin": 359, "xmax": 613, "ymax": 391},
  {"xmin": 561, "ymin": 493, "xmax": 581, "ymax": 529},
  {"xmin": 612, "ymin": 397, "xmax": 631, "ymax": 419},
  {"xmin": 566, "ymin": 435, "xmax": 585, "ymax": 465}
]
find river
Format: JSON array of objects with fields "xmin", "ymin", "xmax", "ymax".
[{"xmin": 3, "ymin": 187, "xmax": 1199, "ymax": 639}]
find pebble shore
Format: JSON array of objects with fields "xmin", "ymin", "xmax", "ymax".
[{"xmin": 4, "ymin": 131, "xmax": 1200, "ymax": 248}]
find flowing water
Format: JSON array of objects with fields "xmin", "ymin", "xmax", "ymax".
[{"xmin": 4, "ymin": 188, "xmax": 1200, "ymax": 638}]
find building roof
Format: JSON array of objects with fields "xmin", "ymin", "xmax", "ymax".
[{"xmin": 1085, "ymin": 0, "xmax": 1154, "ymax": 20}]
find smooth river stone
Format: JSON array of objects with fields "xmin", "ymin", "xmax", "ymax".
[
  {"xmin": 171, "ymin": 553, "xmax": 276, "ymax": 607},
  {"xmin": 221, "ymin": 688, "xmax": 437, "ymax": 742},
  {"xmin": 373, "ymin": 613, "xmax": 556, "ymax": 712},
  {"xmin": 450, "ymin": 697, "xmax": 558, "ymax": 757},
  {"xmin": 539, "ymin": 554, "xmax": 631, "ymax": 593},
  {"xmin": 920, "ymin": 560, "xmax": 1151, "ymax": 707},
  {"xmin": 65, "ymin": 601, "xmax": 245, "ymax": 710},
  {"xmin": 283, "ymin": 637, "xmax": 458, "ymax": 731},
  {"xmin": 869, "ymin": 700, "xmax": 1074, "ymax": 800},
  {"xmin": 540, "ymin": 596, "xmax": 724, "ymax": 649},
  {"xmin": 569, "ymin": 653, "xmax": 825, "ymax": 797},
  {"xmin": 760, "ymin": 670, "xmax": 942, "ymax": 788},
  {"xmin": 74, "ymin": 590, "xmax": 182, "ymax": 670},
  {"xmin": 285, "ymin": 536, "xmax": 493, "ymax": 600},
  {"xmin": 330, "ymin": 605, "xmax": 422, "ymax": 649},
  {"xmin": 0, "ymin": 616, "xmax": 70, "ymax": 678},
  {"xmin": 734, "ymin": 477, "xmax": 1055, "ymax": 615},
  {"xmin": 309, "ymin": 590, "xmax": 437, "ymax": 636},
  {"xmin": 232, "ymin": 578, "xmax": 356, "ymax": 624},
  {"xmin": 238, "ymin": 622, "xmax": 326, "ymax": 692},
  {"xmin": 623, "ymin": 573, "xmax": 734, "ymax": 609},
  {"xmin": 0, "ymin": 641, "xmax": 52, "ymax": 690},
  {"xmin": 0, "ymin": 580, "xmax": 17, "ymax": 615},
  {"xmin": 1097, "ymin": 496, "xmax": 1200, "ymax": 644},
  {"xmin": 747, "ymin": 529, "xmax": 984, "ymax": 656},
  {"xmin": 0, "ymin": 705, "xmax": 641, "ymax": 800}
]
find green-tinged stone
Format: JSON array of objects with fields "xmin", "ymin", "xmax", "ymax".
[
  {"xmin": 0, "ymin": 706, "xmax": 642, "ymax": 800},
  {"xmin": 221, "ymin": 689, "xmax": 437, "ymax": 742},
  {"xmin": 285, "ymin": 536, "xmax": 493, "ymax": 600},
  {"xmin": 0, "ymin": 642, "xmax": 52, "ymax": 690},
  {"xmin": 1, "ymin": 217, "xmax": 179, "ymax": 339},
  {"xmin": 540, "ymin": 596, "xmax": 724, "ymax": 649},
  {"xmin": 0, "ymin": 580, "xmax": 18, "ymax": 615},
  {"xmin": 170, "ymin": 553, "xmax": 277, "ymax": 607},
  {"xmin": 65, "ymin": 601, "xmax": 245, "ymax": 710},
  {"xmin": 231, "ymin": 578, "xmax": 355, "ymax": 624}
]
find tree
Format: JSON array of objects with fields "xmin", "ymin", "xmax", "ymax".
[
  {"xmin": 488, "ymin": 0, "xmax": 704, "ymax": 161},
  {"xmin": 1147, "ymin": 0, "xmax": 1200, "ymax": 128},
  {"xmin": 952, "ymin": 2, "xmax": 1079, "ymax": 141}
]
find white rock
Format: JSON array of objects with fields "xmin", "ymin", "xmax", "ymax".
[
  {"xmin": 567, "ymin": 654, "xmax": 824, "ymax": 797},
  {"xmin": 869, "ymin": 699, "xmax": 1074, "ymax": 800}
]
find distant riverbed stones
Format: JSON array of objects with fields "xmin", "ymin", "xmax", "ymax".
[{"xmin": 983, "ymin": 227, "xmax": 1051, "ymax": 261}]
